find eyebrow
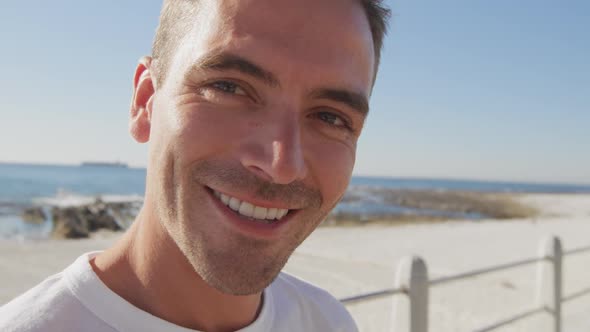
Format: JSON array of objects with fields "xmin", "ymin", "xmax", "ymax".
[
  {"xmin": 188, "ymin": 52, "xmax": 280, "ymax": 87},
  {"xmin": 309, "ymin": 88, "xmax": 369, "ymax": 116},
  {"xmin": 187, "ymin": 51, "xmax": 369, "ymax": 115}
]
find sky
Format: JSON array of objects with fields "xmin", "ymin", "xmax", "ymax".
[{"xmin": 0, "ymin": 0, "xmax": 588, "ymax": 184}]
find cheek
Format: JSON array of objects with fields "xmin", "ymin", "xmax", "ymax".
[
  {"xmin": 172, "ymin": 105, "xmax": 249, "ymax": 162},
  {"xmin": 305, "ymin": 138, "xmax": 356, "ymax": 207}
]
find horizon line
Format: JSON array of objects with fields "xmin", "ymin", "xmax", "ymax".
[{"xmin": 1, "ymin": 160, "xmax": 589, "ymax": 187}]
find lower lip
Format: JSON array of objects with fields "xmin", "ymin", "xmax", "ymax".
[{"xmin": 205, "ymin": 187, "xmax": 295, "ymax": 239}]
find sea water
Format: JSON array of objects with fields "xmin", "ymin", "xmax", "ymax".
[{"xmin": 1, "ymin": 163, "xmax": 589, "ymax": 239}]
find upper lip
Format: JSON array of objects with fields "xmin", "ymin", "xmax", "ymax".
[{"xmin": 207, "ymin": 186, "xmax": 298, "ymax": 210}]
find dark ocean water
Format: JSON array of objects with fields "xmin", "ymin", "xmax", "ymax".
[{"xmin": 1, "ymin": 163, "xmax": 589, "ymax": 239}]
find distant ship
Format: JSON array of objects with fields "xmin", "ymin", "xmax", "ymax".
[{"xmin": 80, "ymin": 161, "xmax": 128, "ymax": 168}]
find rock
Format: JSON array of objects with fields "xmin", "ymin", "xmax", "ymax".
[
  {"xmin": 49, "ymin": 199, "xmax": 130, "ymax": 239},
  {"xmin": 85, "ymin": 201, "xmax": 121, "ymax": 232},
  {"xmin": 21, "ymin": 207, "xmax": 47, "ymax": 224},
  {"xmin": 51, "ymin": 207, "xmax": 90, "ymax": 239},
  {"xmin": 107, "ymin": 201, "xmax": 141, "ymax": 229}
]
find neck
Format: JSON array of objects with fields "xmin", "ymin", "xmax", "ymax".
[{"xmin": 91, "ymin": 204, "xmax": 263, "ymax": 332}]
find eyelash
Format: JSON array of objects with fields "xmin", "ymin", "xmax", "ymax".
[
  {"xmin": 206, "ymin": 80, "xmax": 248, "ymax": 96},
  {"xmin": 313, "ymin": 111, "xmax": 353, "ymax": 131}
]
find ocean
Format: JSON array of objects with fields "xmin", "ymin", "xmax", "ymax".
[{"xmin": 1, "ymin": 163, "xmax": 589, "ymax": 239}]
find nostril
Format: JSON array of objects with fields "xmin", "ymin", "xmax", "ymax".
[
  {"xmin": 245, "ymin": 165, "xmax": 274, "ymax": 183},
  {"xmin": 238, "ymin": 129, "xmax": 307, "ymax": 185}
]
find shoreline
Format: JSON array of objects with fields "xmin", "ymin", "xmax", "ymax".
[
  {"xmin": 329, "ymin": 189, "xmax": 539, "ymax": 224},
  {"xmin": 1, "ymin": 193, "xmax": 590, "ymax": 331},
  {"xmin": 1, "ymin": 190, "xmax": 585, "ymax": 240}
]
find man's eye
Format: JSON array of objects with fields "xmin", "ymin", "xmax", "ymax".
[
  {"xmin": 316, "ymin": 112, "xmax": 350, "ymax": 129},
  {"xmin": 209, "ymin": 81, "xmax": 247, "ymax": 96}
]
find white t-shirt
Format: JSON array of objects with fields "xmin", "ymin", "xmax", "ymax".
[{"xmin": 0, "ymin": 252, "xmax": 357, "ymax": 332}]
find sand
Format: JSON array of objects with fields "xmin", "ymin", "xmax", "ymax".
[{"xmin": 1, "ymin": 193, "xmax": 590, "ymax": 331}]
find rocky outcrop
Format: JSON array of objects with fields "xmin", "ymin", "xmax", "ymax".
[
  {"xmin": 50, "ymin": 199, "xmax": 128, "ymax": 239},
  {"xmin": 21, "ymin": 207, "xmax": 47, "ymax": 224},
  {"xmin": 84, "ymin": 199, "xmax": 122, "ymax": 232},
  {"xmin": 51, "ymin": 207, "xmax": 91, "ymax": 239}
]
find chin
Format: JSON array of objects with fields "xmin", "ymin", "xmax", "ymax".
[
  {"xmin": 189, "ymin": 244, "xmax": 291, "ymax": 296},
  {"xmin": 168, "ymin": 218, "xmax": 294, "ymax": 295}
]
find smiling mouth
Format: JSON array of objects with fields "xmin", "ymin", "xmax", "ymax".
[{"xmin": 211, "ymin": 190, "xmax": 290, "ymax": 224}]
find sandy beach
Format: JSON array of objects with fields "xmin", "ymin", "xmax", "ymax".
[{"xmin": 1, "ymin": 193, "xmax": 590, "ymax": 331}]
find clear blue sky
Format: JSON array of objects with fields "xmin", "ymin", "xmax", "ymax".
[{"xmin": 1, "ymin": 1, "xmax": 588, "ymax": 184}]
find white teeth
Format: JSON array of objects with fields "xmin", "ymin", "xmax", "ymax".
[
  {"xmin": 238, "ymin": 202, "xmax": 255, "ymax": 218},
  {"xmin": 213, "ymin": 190, "xmax": 290, "ymax": 222},
  {"xmin": 220, "ymin": 193, "xmax": 230, "ymax": 205},
  {"xmin": 228, "ymin": 197, "xmax": 241, "ymax": 211},
  {"xmin": 266, "ymin": 208, "xmax": 278, "ymax": 219},
  {"xmin": 253, "ymin": 206, "xmax": 268, "ymax": 219},
  {"xmin": 277, "ymin": 209, "xmax": 288, "ymax": 219}
]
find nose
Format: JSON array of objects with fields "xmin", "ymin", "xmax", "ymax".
[{"xmin": 240, "ymin": 113, "xmax": 308, "ymax": 185}]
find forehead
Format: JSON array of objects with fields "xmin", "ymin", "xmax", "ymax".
[{"xmin": 172, "ymin": 0, "xmax": 375, "ymax": 95}]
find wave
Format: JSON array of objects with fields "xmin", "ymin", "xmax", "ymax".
[{"xmin": 31, "ymin": 189, "xmax": 143, "ymax": 208}]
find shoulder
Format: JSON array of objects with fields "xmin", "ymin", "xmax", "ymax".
[
  {"xmin": 273, "ymin": 272, "xmax": 341, "ymax": 305},
  {"xmin": 0, "ymin": 253, "xmax": 109, "ymax": 332},
  {"xmin": 0, "ymin": 272, "xmax": 74, "ymax": 331},
  {"xmin": 268, "ymin": 272, "xmax": 358, "ymax": 332}
]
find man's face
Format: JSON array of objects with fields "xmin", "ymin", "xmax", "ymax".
[{"xmin": 143, "ymin": 0, "xmax": 374, "ymax": 295}]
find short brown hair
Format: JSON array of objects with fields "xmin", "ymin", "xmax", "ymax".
[{"xmin": 151, "ymin": 0, "xmax": 390, "ymax": 87}]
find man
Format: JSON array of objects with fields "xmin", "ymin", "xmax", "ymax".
[{"xmin": 0, "ymin": 0, "xmax": 389, "ymax": 330}]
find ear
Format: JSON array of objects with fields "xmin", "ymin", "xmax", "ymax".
[{"xmin": 129, "ymin": 56, "xmax": 156, "ymax": 143}]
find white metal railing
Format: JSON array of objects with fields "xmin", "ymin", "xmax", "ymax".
[{"xmin": 339, "ymin": 236, "xmax": 590, "ymax": 332}]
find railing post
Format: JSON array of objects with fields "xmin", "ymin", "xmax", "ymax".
[
  {"xmin": 391, "ymin": 256, "xmax": 429, "ymax": 332},
  {"xmin": 535, "ymin": 236, "xmax": 563, "ymax": 332}
]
